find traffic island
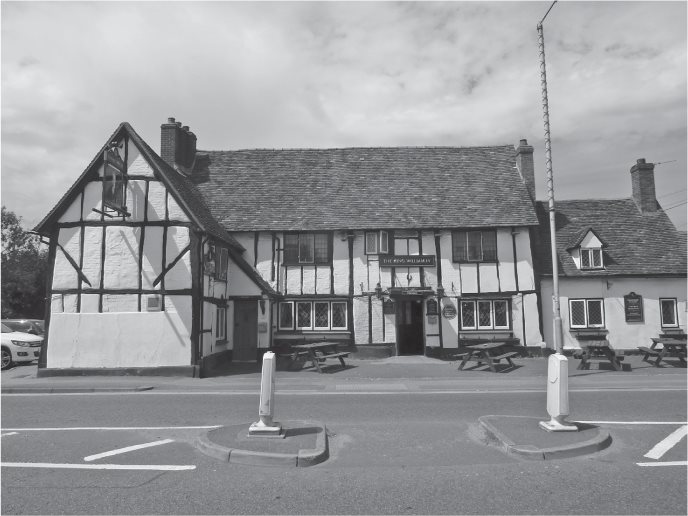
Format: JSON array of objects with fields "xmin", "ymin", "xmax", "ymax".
[
  {"xmin": 479, "ymin": 415, "xmax": 612, "ymax": 460},
  {"xmin": 195, "ymin": 420, "xmax": 329, "ymax": 467}
]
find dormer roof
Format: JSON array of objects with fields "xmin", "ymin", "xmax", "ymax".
[
  {"xmin": 565, "ymin": 226, "xmax": 608, "ymax": 250},
  {"xmin": 534, "ymin": 199, "xmax": 687, "ymax": 277}
]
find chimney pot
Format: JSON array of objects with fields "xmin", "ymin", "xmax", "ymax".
[
  {"xmin": 182, "ymin": 126, "xmax": 189, "ymax": 131},
  {"xmin": 637, "ymin": 158, "xmax": 646, "ymax": 165},
  {"xmin": 520, "ymin": 139, "xmax": 528, "ymax": 146},
  {"xmin": 167, "ymin": 117, "xmax": 175, "ymax": 124},
  {"xmin": 176, "ymin": 122, "xmax": 182, "ymax": 128}
]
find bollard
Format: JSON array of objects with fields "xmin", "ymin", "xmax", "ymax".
[{"xmin": 248, "ymin": 351, "xmax": 283, "ymax": 436}]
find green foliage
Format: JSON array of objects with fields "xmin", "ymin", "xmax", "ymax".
[{"xmin": 1, "ymin": 206, "xmax": 48, "ymax": 318}]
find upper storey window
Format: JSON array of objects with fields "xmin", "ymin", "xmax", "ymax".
[
  {"xmin": 365, "ymin": 231, "xmax": 389, "ymax": 255},
  {"xmin": 102, "ymin": 141, "xmax": 128, "ymax": 216},
  {"xmin": 284, "ymin": 233, "xmax": 331, "ymax": 265},
  {"xmin": 580, "ymin": 248, "xmax": 603, "ymax": 269},
  {"xmin": 452, "ymin": 230, "xmax": 497, "ymax": 262},
  {"xmin": 568, "ymin": 228, "xmax": 606, "ymax": 270}
]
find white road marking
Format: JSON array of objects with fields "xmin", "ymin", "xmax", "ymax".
[
  {"xmin": 636, "ymin": 461, "xmax": 688, "ymax": 467},
  {"xmin": 2, "ymin": 387, "xmax": 686, "ymax": 396},
  {"xmin": 576, "ymin": 421, "xmax": 688, "ymax": 425},
  {"xmin": 1, "ymin": 462, "xmax": 195, "ymax": 471},
  {"xmin": 643, "ymin": 425, "xmax": 688, "ymax": 460},
  {"xmin": 1, "ymin": 432, "xmax": 18, "ymax": 437},
  {"xmin": 84, "ymin": 439, "xmax": 174, "ymax": 462},
  {"xmin": 1, "ymin": 425, "xmax": 220, "ymax": 432}
]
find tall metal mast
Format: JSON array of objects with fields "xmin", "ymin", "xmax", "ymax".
[{"xmin": 537, "ymin": 2, "xmax": 563, "ymax": 355}]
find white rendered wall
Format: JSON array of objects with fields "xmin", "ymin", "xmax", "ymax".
[
  {"xmin": 540, "ymin": 277, "xmax": 687, "ymax": 350},
  {"xmin": 47, "ymin": 310, "xmax": 191, "ymax": 368}
]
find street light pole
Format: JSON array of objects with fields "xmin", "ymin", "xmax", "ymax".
[{"xmin": 537, "ymin": 3, "xmax": 577, "ymax": 432}]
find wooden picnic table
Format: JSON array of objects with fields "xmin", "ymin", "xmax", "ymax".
[
  {"xmin": 638, "ymin": 337, "xmax": 687, "ymax": 367},
  {"xmin": 290, "ymin": 341, "xmax": 350, "ymax": 373},
  {"xmin": 574, "ymin": 339, "xmax": 626, "ymax": 371},
  {"xmin": 455, "ymin": 341, "xmax": 520, "ymax": 372}
]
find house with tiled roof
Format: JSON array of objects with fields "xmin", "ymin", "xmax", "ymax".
[
  {"xmin": 532, "ymin": 159, "xmax": 687, "ymax": 351},
  {"xmin": 34, "ymin": 118, "xmax": 545, "ymax": 375}
]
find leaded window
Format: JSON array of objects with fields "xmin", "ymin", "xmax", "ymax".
[
  {"xmin": 452, "ymin": 230, "xmax": 497, "ymax": 262},
  {"xmin": 569, "ymin": 299, "xmax": 605, "ymax": 329},
  {"xmin": 284, "ymin": 233, "xmax": 331, "ymax": 265},
  {"xmin": 461, "ymin": 299, "xmax": 510, "ymax": 330}
]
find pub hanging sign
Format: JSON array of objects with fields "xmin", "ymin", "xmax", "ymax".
[
  {"xmin": 379, "ymin": 255, "xmax": 436, "ymax": 267},
  {"xmin": 624, "ymin": 292, "xmax": 644, "ymax": 323}
]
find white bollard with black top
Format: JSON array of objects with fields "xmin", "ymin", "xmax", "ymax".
[{"xmin": 248, "ymin": 351, "xmax": 283, "ymax": 437}]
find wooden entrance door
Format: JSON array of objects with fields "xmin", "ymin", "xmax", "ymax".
[
  {"xmin": 396, "ymin": 299, "xmax": 424, "ymax": 355},
  {"xmin": 233, "ymin": 300, "xmax": 258, "ymax": 362}
]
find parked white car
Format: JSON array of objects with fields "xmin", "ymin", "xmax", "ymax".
[{"xmin": 1, "ymin": 322, "xmax": 43, "ymax": 370}]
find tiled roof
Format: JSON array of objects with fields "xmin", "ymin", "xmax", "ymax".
[
  {"xmin": 190, "ymin": 146, "xmax": 539, "ymax": 231},
  {"xmin": 533, "ymin": 199, "xmax": 687, "ymax": 277}
]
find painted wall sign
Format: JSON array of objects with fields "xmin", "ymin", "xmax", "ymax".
[
  {"xmin": 379, "ymin": 255, "xmax": 436, "ymax": 267},
  {"xmin": 624, "ymin": 292, "xmax": 644, "ymax": 322},
  {"xmin": 442, "ymin": 304, "xmax": 457, "ymax": 319}
]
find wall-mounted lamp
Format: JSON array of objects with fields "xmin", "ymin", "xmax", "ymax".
[
  {"xmin": 259, "ymin": 293, "xmax": 269, "ymax": 315},
  {"xmin": 437, "ymin": 284, "xmax": 445, "ymax": 298},
  {"xmin": 375, "ymin": 282, "xmax": 383, "ymax": 300}
]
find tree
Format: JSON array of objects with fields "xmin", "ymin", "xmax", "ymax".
[{"xmin": 1, "ymin": 206, "xmax": 48, "ymax": 318}]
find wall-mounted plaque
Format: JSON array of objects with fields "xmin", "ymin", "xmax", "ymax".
[
  {"xmin": 379, "ymin": 255, "xmax": 436, "ymax": 267},
  {"xmin": 442, "ymin": 304, "xmax": 457, "ymax": 319},
  {"xmin": 624, "ymin": 292, "xmax": 644, "ymax": 323}
]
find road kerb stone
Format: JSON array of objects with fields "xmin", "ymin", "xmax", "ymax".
[
  {"xmin": 478, "ymin": 415, "xmax": 613, "ymax": 460},
  {"xmin": 194, "ymin": 420, "xmax": 328, "ymax": 467}
]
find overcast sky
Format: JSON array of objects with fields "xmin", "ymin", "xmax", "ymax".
[{"xmin": 2, "ymin": 1, "xmax": 686, "ymax": 231}]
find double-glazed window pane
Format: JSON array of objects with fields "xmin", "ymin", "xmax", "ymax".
[
  {"xmin": 581, "ymin": 249, "xmax": 603, "ymax": 269},
  {"xmin": 452, "ymin": 232, "xmax": 467, "ymax": 261},
  {"xmin": 280, "ymin": 301, "xmax": 347, "ymax": 330},
  {"xmin": 216, "ymin": 307, "xmax": 226, "ymax": 340},
  {"xmin": 482, "ymin": 231, "xmax": 497, "ymax": 261},
  {"xmin": 365, "ymin": 232, "xmax": 378, "ymax": 254},
  {"xmin": 592, "ymin": 249, "xmax": 602, "ymax": 267},
  {"xmin": 284, "ymin": 234, "xmax": 299, "ymax": 263}
]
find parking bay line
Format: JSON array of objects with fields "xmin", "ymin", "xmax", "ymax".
[
  {"xmin": 84, "ymin": 438, "xmax": 174, "ymax": 462},
  {"xmin": 636, "ymin": 461, "xmax": 688, "ymax": 467},
  {"xmin": 1, "ymin": 425, "xmax": 221, "ymax": 432},
  {"xmin": 1, "ymin": 462, "xmax": 195, "ymax": 471},
  {"xmin": 643, "ymin": 425, "xmax": 687, "ymax": 460}
]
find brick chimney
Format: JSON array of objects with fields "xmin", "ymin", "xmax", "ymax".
[
  {"xmin": 516, "ymin": 139, "xmax": 535, "ymax": 201},
  {"xmin": 630, "ymin": 158, "xmax": 657, "ymax": 213},
  {"xmin": 160, "ymin": 117, "xmax": 197, "ymax": 173}
]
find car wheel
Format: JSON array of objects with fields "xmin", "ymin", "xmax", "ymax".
[{"xmin": 1, "ymin": 347, "xmax": 12, "ymax": 370}]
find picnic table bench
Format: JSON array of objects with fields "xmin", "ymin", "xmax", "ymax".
[
  {"xmin": 290, "ymin": 341, "xmax": 350, "ymax": 373},
  {"xmin": 573, "ymin": 337, "xmax": 627, "ymax": 371},
  {"xmin": 454, "ymin": 341, "xmax": 520, "ymax": 372},
  {"xmin": 638, "ymin": 336, "xmax": 687, "ymax": 367}
]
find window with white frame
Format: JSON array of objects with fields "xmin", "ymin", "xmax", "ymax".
[
  {"xmin": 365, "ymin": 231, "xmax": 389, "ymax": 255},
  {"xmin": 660, "ymin": 298, "xmax": 678, "ymax": 327},
  {"xmin": 452, "ymin": 230, "xmax": 497, "ymax": 262},
  {"xmin": 279, "ymin": 302, "xmax": 294, "ymax": 330},
  {"xmin": 283, "ymin": 233, "xmax": 330, "ymax": 265},
  {"xmin": 580, "ymin": 248, "xmax": 603, "ymax": 269},
  {"xmin": 278, "ymin": 301, "xmax": 348, "ymax": 331},
  {"xmin": 569, "ymin": 299, "xmax": 605, "ymax": 328},
  {"xmin": 216, "ymin": 306, "xmax": 227, "ymax": 340},
  {"xmin": 460, "ymin": 299, "xmax": 510, "ymax": 330}
]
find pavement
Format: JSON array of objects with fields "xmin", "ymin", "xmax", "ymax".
[{"xmin": 2, "ymin": 354, "xmax": 686, "ymax": 466}]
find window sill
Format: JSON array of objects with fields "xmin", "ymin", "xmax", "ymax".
[
  {"xmin": 215, "ymin": 339, "xmax": 228, "ymax": 345},
  {"xmin": 452, "ymin": 260, "xmax": 498, "ymax": 265}
]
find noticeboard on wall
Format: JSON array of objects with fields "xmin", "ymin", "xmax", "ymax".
[{"xmin": 624, "ymin": 292, "xmax": 644, "ymax": 323}]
